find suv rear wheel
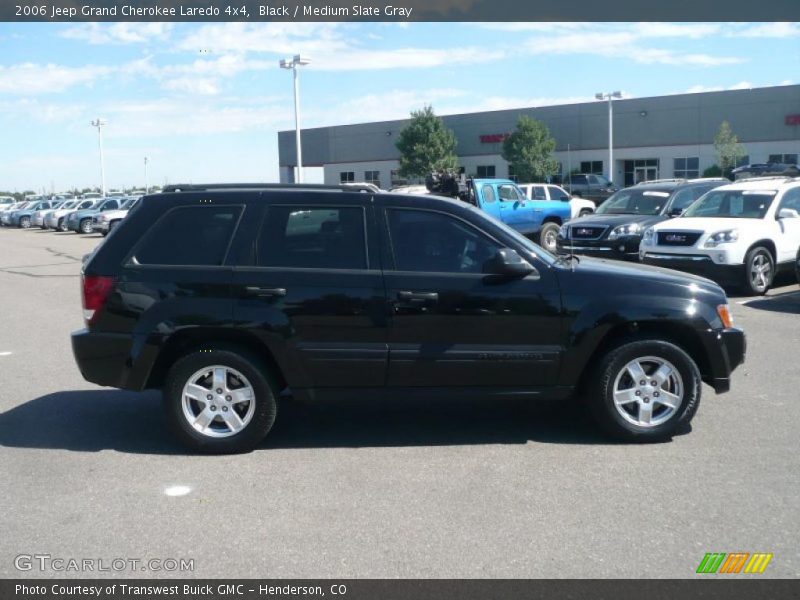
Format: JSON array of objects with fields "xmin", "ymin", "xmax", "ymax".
[
  {"xmin": 744, "ymin": 246, "xmax": 774, "ymax": 296},
  {"xmin": 588, "ymin": 338, "xmax": 701, "ymax": 442},
  {"xmin": 164, "ymin": 347, "xmax": 278, "ymax": 453},
  {"xmin": 79, "ymin": 218, "xmax": 93, "ymax": 234},
  {"xmin": 19, "ymin": 216, "xmax": 31, "ymax": 229}
]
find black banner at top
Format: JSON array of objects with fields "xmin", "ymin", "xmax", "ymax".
[{"xmin": 3, "ymin": 0, "xmax": 800, "ymax": 22}]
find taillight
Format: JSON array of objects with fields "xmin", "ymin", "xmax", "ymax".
[{"xmin": 81, "ymin": 275, "xmax": 115, "ymax": 326}]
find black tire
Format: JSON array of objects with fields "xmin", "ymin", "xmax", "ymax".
[
  {"xmin": 572, "ymin": 191, "xmax": 582, "ymax": 198},
  {"xmin": 579, "ymin": 208, "xmax": 593, "ymax": 217},
  {"xmin": 588, "ymin": 338, "xmax": 701, "ymax": 442},
  {"xmin": 58, "ymin": 218, "xmax": 68, "ymax": 232},
  {"xmin": 743, "ymin": 246, "xmax": 774, "ymax": 296},
  {"xmin": 19, "ymin": 216, "xmax": 31, "ymax": 229},
  {"xmin": 537, "ymin": 222, "xmax": 560, "ymax": 253},
  {"xmin": 163, "ymin": 346, "xmax": 278, "ymax": 454},
  {"xmin": 795, "ymin": 246, "xmax": 800, "ymax": 285},
  {"xmin": 79, "ymin": 218, "xmax": 93, "ymax": 234}
]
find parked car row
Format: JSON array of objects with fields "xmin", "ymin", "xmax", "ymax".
[
  {"xmin": 557, "ymin": 176, "xmax": 800, "ymax": 295},
  {"xmin": 0, "ymin": 194, "xmax": 140, "ymax": 235}
]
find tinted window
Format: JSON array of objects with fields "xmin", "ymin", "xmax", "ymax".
[
  {"xmin": 387, "ymin": 209, "xmax": 501, "ymax": 274},
  {"xmin": 134, "ymin": 205, "xmax": 242, "ymax": 266},
  {"xmin": 532, "ymin": 186, "xmax": 547, "ymax": 200},
  {"xmin": 778, "ymin": 188, "xmax": 800, "ymax": 213},
  {"xmin": 258, "ymin": 206, "xmax": 366, "ymax": 270},
  {"xmin": 548, "ymin": 186, "xmax": 570, "ymax": 201},
  {"xmin": 571, "ymin": 175, "xmax": 587, "ymax": 185}
]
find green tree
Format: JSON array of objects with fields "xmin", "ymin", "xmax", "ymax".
[
  {"xmin": 703, "ymin": 164, "xmax": 723, "ymax": 178},
  {"xmin": 501, "ymin": 115, "xmax": 559, "ymax": 183},
  {"xmin": 714, "ymin": 121, "xmax": 746, "ymax": 178},
  {"xmin": 395, "ymin": 105, "xmax": 458, "ymax": 179}
]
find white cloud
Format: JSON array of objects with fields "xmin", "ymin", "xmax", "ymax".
[
  {"xmin": 0, "ymin": 63, "xmax": 110, "ymax": 94},
  {"xmin": 60, "ymin": 23, "xmax": 174, "ymax": 45},
  {"xmin": 729, "ymin": 23, "xmax": 800, "ymax": 38}
]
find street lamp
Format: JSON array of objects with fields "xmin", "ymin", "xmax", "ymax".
[
  {"xmin": 90, "ymin": 118, "xmax": 108, "ymax": 196},
  {"xmin": 595, "ymin": 91, "xmax": 622, "ymax": 184},
  {"xmin": 279, "ymin": 54, "xmax": 310, "ymax": 183},
  {"xmin": 144, "ymin": 156, "xmax": 149, "ymax": 194}
]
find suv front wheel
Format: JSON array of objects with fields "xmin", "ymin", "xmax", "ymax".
[
  {"xmin": 164, "ymin": 347, "xmax": 278, "ymax": 453},
  {"xmin": 588, "ymin": 338, "xmax": 701, "ymax": 442},
  {"xmin": 744, "ymin": 246, "xmax": 774, "ymax": 296}
]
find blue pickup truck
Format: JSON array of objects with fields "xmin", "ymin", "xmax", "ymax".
[{"xmin": 425, "ymin": 175, "xmax": 571, "ymax": 253}]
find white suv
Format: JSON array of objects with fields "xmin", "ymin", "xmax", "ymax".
[
  {"xmin": 640, "ymin": 177, "xmax": 800, "ymax": 295},
  {"xmin": 518, "ymin": 183, "xmax": 595, "ymax": 218}
]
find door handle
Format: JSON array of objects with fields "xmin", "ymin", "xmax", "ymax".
[
  {"xmin": 245, "ymin": 286, "xmax": 287, "ymax": 298},
  {"xmin": 397, "ymin": 291, "xmax": 438, "ymax": 302}
]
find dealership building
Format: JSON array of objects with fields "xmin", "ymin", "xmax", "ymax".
[{"xmin": 278, "ymin": 84, "xmax": 800, "ymax": 189}]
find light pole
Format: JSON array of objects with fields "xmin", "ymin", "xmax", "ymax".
[
  {"xmin": 595, "ymin": 91, "xmax": 622, "ymax": 184},
  {"xmin": 279, "ymin": 55, "xmax": 310, "ymax": 183},
  {"xmin": 90, "ymin": 118, "xmax": 107, "ymax": 196},
  {"xmin": 144, "ymin": 156, "xmax": 149, "ymax": 193}
]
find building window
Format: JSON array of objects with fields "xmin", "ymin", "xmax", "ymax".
[
  {"xmin": 768, "ymin": 153, "xmax": 798, "ymax": 165},
  {"xmin": 623, "ymin": 159, "xmax": 660, "ymax": 187},
  {"xmin": 364, "ymin": 170, "xmax": 381, "ymax": 186},
  {"xmin": 674, "ymin": 157, "xmax": 700, "ymax": 179},
  {"xmin": 476, "ymin": 165, "xmax": 496, "ymax": 178},
  {"xmin": 580, "ymin": 161, "xmax": 604, "ymax": 175},
  {"xmin": 340, "ymin": 171, "xmax": 355, "ymax": 183},
  {"xmin": 507, "ymin": 165, "xmax": 518, "ymax": 182},
  {"xmin": 736, "ymin": 155, "xmax": 750, "ymax": 167}
]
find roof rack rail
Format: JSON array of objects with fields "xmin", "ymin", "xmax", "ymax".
[
  {"xmin": 161, "ymin": 183, "xmax": 379, "ymax": 193},
  {"xmin": 731, "ymin": 176, "xmax": 797, "ymax": 183},
  {"xmin": 686, "ymin": 177, "xmax": 730, "ymax": 182},
  {"xmin": 634, "ymin": 178, "xmax": 686, "ymax": 185}
]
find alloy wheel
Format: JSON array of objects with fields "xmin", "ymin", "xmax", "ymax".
[
  {"xmin": 612, "ymin": 356, "xmax": 684, "ymax": 427},
  {"xmin": 750, "ymin": 254, "xmax": 771, "ymax": 292},
  {"xmin": 181, "ymin": 366, "xmax": 256, "ymax": 438}
]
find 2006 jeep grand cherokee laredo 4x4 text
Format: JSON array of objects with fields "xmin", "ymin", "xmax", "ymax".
[{"xmin": 72, "ymin": 184, "xmax": 745, "ymax": 453}]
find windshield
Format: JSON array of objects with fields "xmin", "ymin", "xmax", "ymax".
[
  {"xmin": 61, "ymin": 201, "xmax": 76, "ymax": 209},
  {"xmin": 120, "ymin": 197, "xmax": 138, "ymax": 209},
  {"xmin": 596, "ymin": 189, "xmax": 670, "ymax": 215},
  {"xmin": 682, "ymin": 189, "xmax": 776, "ymax": 219},
  {"xmin": 463, "ymin": 203, "xmax": 557, "ymax": 265}
]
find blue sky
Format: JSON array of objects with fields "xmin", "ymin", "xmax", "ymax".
[{"xmin": 0, "ymin": 22, "xmax": 798, "ymax": 192}]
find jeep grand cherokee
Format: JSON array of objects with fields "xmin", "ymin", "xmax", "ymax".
[{"xmin": 71, "ymin": 184, "xmax": 746, "ymax": 453}]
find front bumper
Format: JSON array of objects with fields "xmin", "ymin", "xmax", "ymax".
[
  {"xmin": 641, "ymin": 253, "xmax": 743, "ymax": 286},
  {"xmin": 700, "ymin": 327, "xmax": 746, "ymax": 393},
  {"xmin": 557, "ymin": 235, "xmax": 641, "ymax": 261}
]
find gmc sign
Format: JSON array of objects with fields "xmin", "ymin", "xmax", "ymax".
[
  {"xmin": 479, "ymin": 133, "xmax": 510, "ymax": 143},
  {"xmin": 786, "ymin": 114, "xmax": 800, "ymax": 126}
]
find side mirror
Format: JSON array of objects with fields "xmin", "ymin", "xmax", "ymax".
[
  {"xmin": 483, "ymin": 248, "xmax": 537, "ymax": 278},
  {"xmin": 669, "ymin": 207, "xmax": 684, "ymax": 217},
  {"xmin": 777, "ymin": 208, "xmax": 799, "ymax": 219}
]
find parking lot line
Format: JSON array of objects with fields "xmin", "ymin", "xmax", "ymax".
[{"xmin": 0, "ymin": 351, "xmax": 12, "ymax": 356}]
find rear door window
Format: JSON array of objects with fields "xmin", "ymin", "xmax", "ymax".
[
  {"xmin": 133, "ymin": 205, "xmax": 243, "ymax": 266},
  {"xmin": 257, "ymin": 206, "xmax": 367, "ymax": 270}
]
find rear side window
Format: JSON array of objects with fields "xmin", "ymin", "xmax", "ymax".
[
  {"xmin": 257, "ymin": 206, "xmax": 367, "ymax": 270},
  {"xmin": 134, "ymin": 205, "xmax": 242, "ymax": 266}
]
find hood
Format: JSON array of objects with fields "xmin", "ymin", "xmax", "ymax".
[
  {"xmin": 566, "ymin": 255, "xmax": 724, "ymax": 295},
  {"xmin": 567, "ymin": 213, "xmax": 667, "ymax": 231},
  {"xmin": 652, "ymin": 216, "xmax": 762, "ymax": 232}
]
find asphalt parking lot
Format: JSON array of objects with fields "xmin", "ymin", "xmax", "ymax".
[{"xmin": 0, "ymin": 227, "xmax": 798, "ymax": 579}]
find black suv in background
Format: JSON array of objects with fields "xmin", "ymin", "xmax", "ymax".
[
  {"xmin": 72, "ymin": 184, "xmax": 745, "ymax": 453},
  {"xmin": 556, "ymin": 178, "xmax": 728, "ymax": 260},
  {"xmin": 562, "ymin": 173, "xmax": 619, "ymax": 204}
]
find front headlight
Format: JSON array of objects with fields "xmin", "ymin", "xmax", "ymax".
[
  {"xmin": 558, "ymin": 223, "xmax": 569, "ymax": 238},
  {"xmin": 607, "ymin": 223, "xmax": 642, "ymax": 240},
  {"xmin": 704, "ymin": 229, "xmax": 739, "ymax": 248}
]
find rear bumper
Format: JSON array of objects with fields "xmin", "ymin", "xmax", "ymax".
[
  {"xmin": 642, "ymin": 253, "xmax": 744, "ymax": 286},
  {"xmin": 700, "ymin": 327, "xmax": 746, "ymax": 393},
  {"xmin": 71, "ymin": 329, "xmax": 155, "ymax": 390}
]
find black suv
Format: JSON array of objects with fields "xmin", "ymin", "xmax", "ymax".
[
  {"xmin": 72, "ymin": 184, "xmax": 745, "ymax": 453},
  {"xmin": 557, "ymin": 179, "xmax": 728, "ymax": 261}
]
